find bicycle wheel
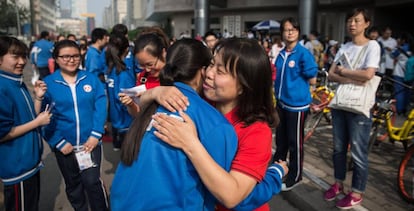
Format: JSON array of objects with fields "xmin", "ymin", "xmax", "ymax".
[
  {"xmin": 304, "ymin": 112, "xmax": 324, "ymax": 142},
  {"xmin": 398, "ymin": 144, "xmax": 414, "ymax": 204}
]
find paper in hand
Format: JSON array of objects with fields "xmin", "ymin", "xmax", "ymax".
[
  {"xmin": 336, "ymin": 52, "xmax": 352, "ymax": 70},
  {"xmin": 120, "ymin": 84, "xmax": 147, "ymax": 104}
]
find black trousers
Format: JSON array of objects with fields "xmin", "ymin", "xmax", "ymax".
[
  {"xmin": 55, "ymin": 145, "xmax": 109, "ymax": 211},
  {"xmin": 273, "ymin": 105, "xmax": 308, "ymax": 186},
  {"xmin": 4, "ymin": 172, "xmax": 40, "ymax": 211}
]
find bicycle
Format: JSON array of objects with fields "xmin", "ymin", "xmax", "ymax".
[
  {"xmin": 304, "ymin": 70, "xmax": 335, "ymax": 142},
  {"xmin": 368, "ymin": 75, "xmax": 413, "ymax": 153},
  {"xmin": 370, "ymin": 75, "xmax": 397, "ymax": 143},
  {"xmin": 367, "ymin": 75, "xmax": 414, "ymax": 203}
]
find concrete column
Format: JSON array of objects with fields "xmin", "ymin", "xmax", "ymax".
[
  {"xmin": 113, "ymin": 0, "xmax": 118, "ymax": 24},
  {"xmin": 298, "ymin": 0, "xmax": 317, "ymax": 37},
  {"xmin": 194, "ymin": 0, "xmax": 209, "ymax": 37},
  {"xmin": 30, "ymin": 0, "xmax": 37, "ymax": 36},
  {"xmin": 126, "ymin": 0, "xmax": 134, "ymax": 29}
]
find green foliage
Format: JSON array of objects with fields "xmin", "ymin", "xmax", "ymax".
[
  {"xmin": 128, "ymin": 28, "xmax": 141, "ymax": 40},
  {"xmin": 0, "ymin": 1, "xmax": 30, "ymax": 33}
]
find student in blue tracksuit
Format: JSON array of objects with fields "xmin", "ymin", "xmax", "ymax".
[
  {"xmin": 85, "ymin": 28, "xmax": 109, "ymax": 82},
  {"xmin": 105, "ymin": 34, "xmax": 135, "ymax": 150},
  {"xmin": 106, "ymin": 24, "xmax": 139, "ymax": 150},
  {"xmin": 30, "ymin": 31, "xmax": 54, "ymax": 79},
  {"xmin": 42, "ymin": 40, "xmax": 109, "ymax": 211},
  {"xmin": 0, "ymin": 36, "xmax": 51, "ymax": 211},
  {"xmin": 110, "ymin": 23, "xmax": 141, "ymax": 75},
  {"xmin": 110, "ymin": 38, "xmax": 238, "ymax": 211},
  {"xmin": 273, "ymin": 17, "xmax": 318, "ymax": 191}
]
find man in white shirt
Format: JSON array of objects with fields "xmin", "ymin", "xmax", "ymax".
[{"xmin": 378, "ymin": 26, "xmax": 398, "ymax": 76}]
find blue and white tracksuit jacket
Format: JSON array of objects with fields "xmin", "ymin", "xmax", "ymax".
[
  {"xmin": 274, "ymin": 44, "xmax": 318, "ymax": 111},
  {"xmin": 30, "ymin": 39, "xmax": 54, "ymax": 68},
  {"xmin": 106, "ymin": 66, "xmax": 135, "ymax": 132},
  {"xmin": 0, "ymin": 70, "xmax": 43, "ymax": 185},
  {"xmin": 85, "ymin": 46, "xmax": 106, "ymax": 78},
  {"xmin": 42, "ymin": 69, "xmax": 107, "ymax": 150}
]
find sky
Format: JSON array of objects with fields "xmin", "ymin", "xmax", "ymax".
[
  {"xmin": 87, "ymin": 0, "xmax": 110, "ymax": 27},
  {"xmin": 60, "ymin": 0, "xmax": 110, "ymax": 27}
]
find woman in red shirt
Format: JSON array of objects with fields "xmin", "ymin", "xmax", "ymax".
[{"xmin": 152, "ymin": 38, "xmax": 288, "ymax": 211}]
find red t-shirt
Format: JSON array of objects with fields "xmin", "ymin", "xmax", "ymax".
[
  {"xmin": 216, "ymin": 107, "xmax": 273, "ymax": 211},
  {"xmin": 136, "ymin": 72, "xmax": 160, "ymax": 89}
]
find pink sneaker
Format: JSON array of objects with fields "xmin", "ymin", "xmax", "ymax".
[
  {"xmin": 336, "ymin": 192, "xmax": 362, "ymax": 209},
  {"xmin": 324, "ymin": 183, "xmax": 342, "ymax": 201}
]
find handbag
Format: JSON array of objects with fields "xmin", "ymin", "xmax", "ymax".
[{"xmin": 329, "ymin": 45, "xmax": 381, "ymax": 118}]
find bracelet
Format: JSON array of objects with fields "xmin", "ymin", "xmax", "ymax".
[{"xmin": 34, "ymin": 96, "xmax": 44, "ymax": 101}]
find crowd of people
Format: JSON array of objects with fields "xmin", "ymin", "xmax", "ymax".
[{"xmin": 1, "ymin": 6, "xmax": 413, "ymax": 211}]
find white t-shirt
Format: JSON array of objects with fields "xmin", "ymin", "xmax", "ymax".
[
  {"xmin": 393, "ymin": 52, "xmax": 410, "ymax": 78},
  {"xmin": 334, "ymin": 40, "xmax": 380, "ymax": 71},
  {"xmin": 269, "ymin": 42, "xmax": 285, "ymax": 64},
  {"xmin": 378, "ymin": 36, "xmax": 398, "ymax": 71}
]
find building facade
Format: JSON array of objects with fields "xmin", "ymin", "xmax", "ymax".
[
  {"xmin": 56, "ymin": 18, "xmax": 87, "ymax": 38},
  {"xmin": 132, "ymin": 0, "xmax": 413, "ymax": 43},
  {"xmin": 71, "ymin": 0, "xmax": 87, "ymax": 20}
]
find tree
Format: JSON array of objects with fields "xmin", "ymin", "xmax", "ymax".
[{"xmin": 0, "ymin": 1, "xmax": 30, "ymax": 34}]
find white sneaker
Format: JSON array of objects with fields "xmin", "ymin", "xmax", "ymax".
[{"xmin": 281, "ymin": 181, "xmax": 301, "ymax": 191}]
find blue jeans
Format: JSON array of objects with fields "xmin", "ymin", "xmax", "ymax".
[
  {"xmin": 393, "ymin": 76, "xmax": 409, "ymax": 114},
  {"xmin": 331, "ymin": 109, "xmax": 372, "ymax": 193}
]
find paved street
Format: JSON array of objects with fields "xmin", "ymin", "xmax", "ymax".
[
  {"xmin": 0, "ymin": 139, "xmax": 301, "ymax": 211},
  {"xmin": 290, "ymin": 118, "xmax": 414, "ymax": 211},
  {"xmin": 1, "ymin": 117, "xmax": 413, "ymax": 211},
  {"xmin": 1, "ymin": 66, "xmax": 414, "ymax": 210}
]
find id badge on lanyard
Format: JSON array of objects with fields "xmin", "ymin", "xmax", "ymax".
[{"xmin": 74, "ymin": 146, "xmax": 95, "ymax": 171}]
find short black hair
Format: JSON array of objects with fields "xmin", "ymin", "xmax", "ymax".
[
  {"xmin": 40, "ymin": 31, "xmax": 49, "ymax": 39},
  {"xmin": 91, "ymin": 28, "xmax": 109, "ymax": 43},
  {"xmin": 112, "ymin": 24, "xmax": 128, "ymax": 36},
  {"xmin": 280, "ymin": 17, "xmax": 301, "ymax": 35},
  {"xmin": 368, "ymin": 26, "xmax": 380, "ymax": 34},
  {"xmin": 204, "ymin": 30, "xmax": 217, "ymax": 39},
  {"xmin": 52, "ymin": 40, "xmax": 80, "ymax": 59},
  {"xmin": 0, "ymin": 36, "xmax": 29, "ymax": 57},
  {"xmin": 67, "ymin": 34, "xmax": 76, "ymax": 39}
]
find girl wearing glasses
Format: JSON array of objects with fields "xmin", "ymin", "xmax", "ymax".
[
  {"xmin": 272, "ymin": 17, "xmax": 318, "ymax": 191},
  {"xmin": 41, "ymin": 40, "xmax": 109, "ymax": 211},
  {"xmin": 118, "ymin": 28, "xmax": 171, "ymax": 116}
]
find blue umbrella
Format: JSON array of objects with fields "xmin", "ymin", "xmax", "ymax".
[{"xmin": 252, "ymin": 20, "xmax": 280, "ymax": 31}]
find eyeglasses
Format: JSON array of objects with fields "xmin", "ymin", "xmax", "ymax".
[
  {"xmin": 57, "ymin": 54, "xmax": 81, "ymax": 62},
  {"xmin": 284, "ymin": 28, "xmax": 298, "ymax": 34},
  {"xmin": 138, "ymin": 57, "xmax": 159, "ymax": 70}
]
